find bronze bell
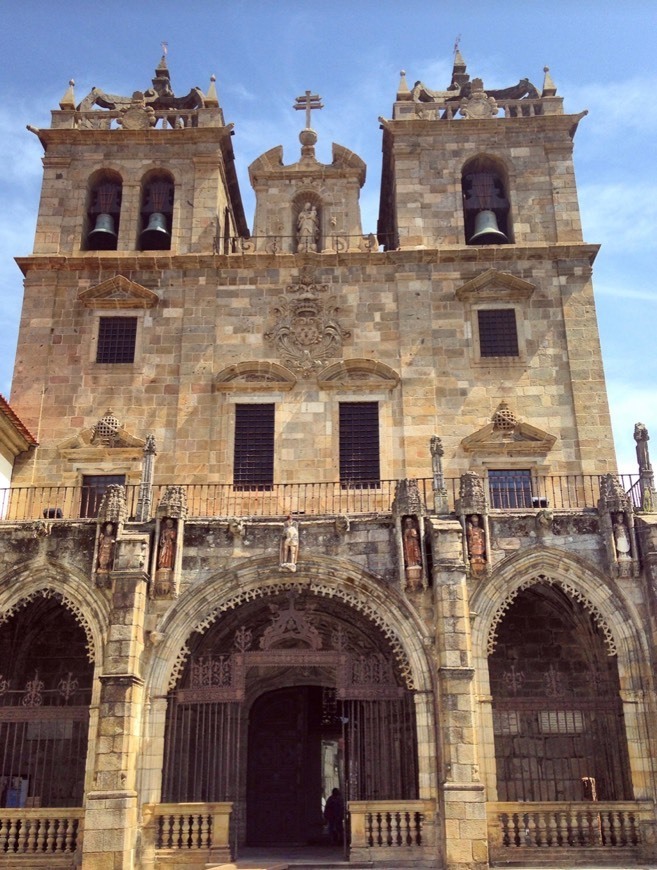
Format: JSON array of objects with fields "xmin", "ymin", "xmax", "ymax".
[
  {"xmin": 140, "ymin": 212, "xmax": 171, "ymax": 250},
  {"xmin": 469, "ymin": 209, "xmax": 509, "ymax": 245},
  {"xmin": 87, "ymin": 213, "xmax": 118, "ymax": 250}
]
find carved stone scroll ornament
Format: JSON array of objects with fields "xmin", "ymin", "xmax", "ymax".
[
  {"xmin": 459, "ymin": 79, "xmax": 498, "ymax": 119},
  {"xmin": 116, "ymin": 91, "xmax": 157, "ymax": 130},
  {"xmin": 265, "ymin": 268, "xmax": 350, "ymax": 376}
]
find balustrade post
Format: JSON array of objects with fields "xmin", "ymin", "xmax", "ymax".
[{"xmin": 208, "ymin": 803, "xmax": 232, "ymax": 864}]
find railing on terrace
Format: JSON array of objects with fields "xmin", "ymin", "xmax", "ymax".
[
  {"xmin": 0, "ymin": 474, "xmax": 640, "ymax": 523},
  {"xmin": 488, "ymin": 801, "xmax": 656, "ymax": 864}
]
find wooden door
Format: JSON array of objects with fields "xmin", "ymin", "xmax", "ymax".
[{"xmin": 247, "ymin": 686, "xmax": 322, "ymax": 845}]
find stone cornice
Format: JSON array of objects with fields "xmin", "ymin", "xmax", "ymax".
[
  {"xmin": 380, "ymin": 110, "xmax": 587, "ymax": 140},
  {"xmin": 15, "ymin": 242, "xmax": 601, "ymax": 275}
]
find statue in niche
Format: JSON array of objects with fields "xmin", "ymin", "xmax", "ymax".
[
  {"xmin": 466, "ymin": 514, "xmax": 487, "ymax": 575},
  {"xmin": 403, "ymin": 517, "xmax": 422, "ymax": 567},
  {"xmin": 280, "ymin": 516, "xmax": 299, "ymax": 571},
  {"xmin": 402, "ymin": 516, "xmax": 423, "ymax": 591},
  {"xmin": 96, "ymin": 523, "xmax": 116, "ymax": 576},
  {"xmin": 296, "ymin": 202, "xmax": 319, "ymax": 252},
  {"xmin": 613, "ymin": 513, "xmax": 631, "ymax": 562},
  {"xmin": 157, "ymin": 518, "xmax": 177, "ymax": 570}
]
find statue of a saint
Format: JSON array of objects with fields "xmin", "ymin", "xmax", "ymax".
[
  {"xmin": 467, "ymin": 515, "xmax": 486, "ymax": 575},
  {"xmin": 97, "ymin": 523, "xmax": 115, "ymax": 574},
  {"xmin": 296, "ymin": 202, "xmax": 319, "ymax": 252},
  {"xmin": 613, "ymin": 513, "xmax": 631, "ymax": 561},
  {"xmin": 157, "ymin": 518, "xmax": 177, "ymax": 569},
  {"xmin": 280, "ymin": 516, "xmax": 299, "ymax": 571},
  {"xmin": 402, "ymin": 518, "xmax": 422, "ymax": 567}
]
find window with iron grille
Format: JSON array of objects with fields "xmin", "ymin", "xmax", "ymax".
[
  {"xmin": 339, "ymin": 402, "xmax": 380, "ymax": 488},
  {"xmin": 80, "ymin": 474, "xmax": 126, "ymax": 518},
  {"xmin": 96, "ymin": 317, "xmax": 137, "ymax": 364},
  {"xmin": 477, "ymin": 308, "xmax": 519, "ymax": 357},
  {"xmin": 234, "ymin": 404, "xmax": 275, "ymax": 491},
  {"xmin": 488, "ymin": 469, "xmax": 533, "ymax": 509}
]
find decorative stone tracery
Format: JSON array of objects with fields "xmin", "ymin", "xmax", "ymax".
[{"xmin": 487, "ymin": 573, "xmax": 617, "ymax": 657}]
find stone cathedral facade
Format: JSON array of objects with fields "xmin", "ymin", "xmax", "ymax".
[{"xmin": 1, "ymin": 52, "xmax": 657, "ymax": 870}]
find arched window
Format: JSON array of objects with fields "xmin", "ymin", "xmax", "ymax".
[
  {"xmin": 84, "ymin": 171, "xmax": 122, "ymax": 251},
  {"xmin": 461, "ymin": 156, "xmax": 512, "ymax": 245},
  {"xmin": 139, "ymin": 172, "xmax": 174, "ymax": 251},
  {"xmin": 292, "ymin": 193, "xmax": 322, "ymax": 253}
]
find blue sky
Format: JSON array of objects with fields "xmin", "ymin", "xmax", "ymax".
[{"xmin": 1, "ymin": 1, "xmax": 655, "ymax": 471}]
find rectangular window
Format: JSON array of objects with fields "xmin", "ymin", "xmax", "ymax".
[
  {"xmin": 234, "ymin": 404, "xmax": 275, "ymax": 491},
  {"xmin": 80, "ymin": 474, "xmax": 126, "ymax": 518},
  {"xmin": 339, "ymin": 402, "xmax": 380, "ymax": 488},
  {"xmin": 96, "ymin": 317, "xmax": 137, "ymax": 364},
  {"xmin": 488, "ymin": 469, "xmax": 533, "ymax": 509},
  {"xmin": 478, "ymin": 309, "xmax": 519, "ymax": 357}
]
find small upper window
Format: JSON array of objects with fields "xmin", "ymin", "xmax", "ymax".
[
  {"xmin": 85, "ymin": 175, "xmax": 122, "ymax": 251},
  {"xmin": 81, "ymin": 474, "xmax": 126, "ymax": 518},
  {"xmin": 96, "ymin": 317, "xmax": 137, "ymax": 364},
  {"xmin": 488, "ymin": 469, "xmax": 533, "ymax": 509},
  {"xmin": 478, "ymin": 309, "xmax": 519, "ymax": 357}
]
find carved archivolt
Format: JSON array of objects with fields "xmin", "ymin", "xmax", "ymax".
[
  {"xmin": 487, "ymin": 573, "xmax": 616, "ymax": 657},
  {"xmin": 168, "ymin": 579, "xmax": 415, "ymax": 691},
  {"xmin": 0, "ymin": 588, "xmax": 96, "ymax": 662}
]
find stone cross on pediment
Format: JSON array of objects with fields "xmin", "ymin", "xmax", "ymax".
[{"xmin": 293, "ymin": 89, "xmax": 323, "ymax": 129}]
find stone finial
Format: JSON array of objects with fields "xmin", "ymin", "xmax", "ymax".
[
  {"xmin": 91, "ymin": 409, "xmax": 122, "ymax": 446},
  {"xmin": 397, "ymin": 69, "xmax": 411, "ymax": 100},
  {"xmin": 59, "ymin": 79, "xmax": 76, "ymax": 111},
  {"xmin": 634, "ymin": 422, "xmax": 657, "ymax": 512},
  {"xmin": 597, "ymin": 473, "xmax": 632, "ymax": 515},
  {"xmin": 542, "ymin": 66, "xmax": 557, "ymax": 97},
  {"xmin": 144, "ymin": 434, "xmax": 157, "ymax": 455},
  {"xmin": 205, "ymin": 73, "xmax": 219, "ymax": 108},
  {"xmin": 97, "ymin": 484, "xmax": 128, "ymax": 526},
  {"xmin": 492, "ymin": 402, "xmax": 519, "ymax": 433},
  {"xmin": 456, "ymin": 471, "xmax": 487, "ymax": 516},
  {"xmin": 392, "ymin": 479, "xmax": 426, "ymax": 517},
  {"xmin": 156, "ymin": 486, "xmax": 188, "ymax": 520}
]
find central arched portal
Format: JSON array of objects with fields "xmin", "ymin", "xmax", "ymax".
[{"xmin": 162, "ymin": 589, "xmax": 419, "ymax": 848}]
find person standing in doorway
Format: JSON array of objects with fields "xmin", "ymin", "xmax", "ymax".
[{"xmin": 324, "ymin": 787, "xmax": 344, "ymax": 845}]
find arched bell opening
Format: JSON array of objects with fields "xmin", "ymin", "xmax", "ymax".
[
  {"xmin": 0, "ymin": 597, "xmax": 93, "ymax": 807},
  {"xmin": 292, "ymin": 192, "xmax": 322, "ymax": 253},
  {"xmin": 161, "ymin": 589, "xmax": 419, "ymax": 849},
  {"xmin": 488, "ymin": 583, "xmax": 633, "ymax": 802},
  {"xmin": 83, "ymin": 171, "xmax": 122, "ymax": 251},
  {"xmin": 139, "ymin": 171, "xmax": 174, "ymax": 251},
  {"xmin": 461, "ymin": 155, "xmax": 512, "ymax": 245}
]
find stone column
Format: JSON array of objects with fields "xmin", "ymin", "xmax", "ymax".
[
  {"xmin": 429, "ymin": 516, "xmax": 489, "ymax": 870},
  {"xmin": 82, "ymin": 530, "xmax": 150, "ymax": 870}
]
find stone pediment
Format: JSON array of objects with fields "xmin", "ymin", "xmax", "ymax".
[
  {"xmin": 317, "ymin": 359, "xmax": 400, "ymax": 391},
  {"xmin": 78, "ymin": 275, "xmax": 159, "ymax": 309},
  {"xmin": 215, "ymin": 361, "xmax": 297, "ymax": 392},
  {"xmin": 462, "ymin": 403, "xmax": 556, "ymax": 456},
  {"xmin": 455, "ymin": 269, "xmax": 535, "ymax": 303},
  {"xmin": 58, "ymin": 409, "xmax": 145, "ymax": 458}
]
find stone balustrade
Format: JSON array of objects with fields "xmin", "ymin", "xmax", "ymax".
[
  {"xmin": 0, "ymin": 808, "xmax": 82, "ymax": 864},
  {"xmin": 488, "ymin": 800, "xmax": 657, "ymax": 864},
  {"xmin": 143, "ymin": 802, "xmax": 232, "ymax": 867},
  {"xmin": 348, "ymin": 799, "xmax": 437, "ymax": 866}
]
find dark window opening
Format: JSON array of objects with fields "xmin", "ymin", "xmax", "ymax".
[
  {"xmin": 96, "ymin": 317, "xmax": 137, "ymax": 364},
  {"xmin": 339, "ymin": 402, "xmax": 380, "ymax": 488},
  {"xmin": 80, "ymin": 474, "xmax": 126, "ymax": 519},
  {"xmin": 234, "ymin": 404, "xmax": 275, "ymax": 491},
  {"xmin": 488, "ymin": 469, "xmax": 533, "ymax": 509},
  {"xmin": 478, "ymin": 309, "xmax": 519, "ymax": 357}
]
